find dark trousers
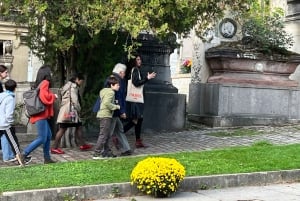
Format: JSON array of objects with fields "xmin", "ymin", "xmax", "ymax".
[
  {"xmin": 123, "ymin": 118, "xmax": 143, "ymax": 140},
  {"xmin": 94, "ymin": 118, "xmax": 112, "ymax": 154}
]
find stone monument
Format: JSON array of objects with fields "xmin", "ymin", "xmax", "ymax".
[
  {"xmin": 135, "ymin": 33, "xmax": 186, "ymax": 132},
  {"xmin": 188, "ymin": 1, "xmax": 300, "ymax": 127}
]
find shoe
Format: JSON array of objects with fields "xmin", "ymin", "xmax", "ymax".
[
  {"xmin": 135, "ymin": 139, "xmax": 148, "ymax": 148},
  {"xmin": 120, "ymin": 150, "xmax": 132, "ymax": 156},
  {"xmin": 92, "ymin": 152, "xmax": 103, "ymax": 160},
  {"xmin": 79, "ymin": 144, "xmax": 93, "ymax": 151},
  {"xmin": 51, "ymin": 148, "xmax": 65, "ymax": 154},
  {"xmin": 104, "ymin": 152, "xmax": 117, "ymax": 158},
  {"xmin": 3, "ymin": 157, "xmax": 17, "ymax": 163},
  {"xmin": 44, "ymin": 158, "xmax": 56, "ymax": 164},
  {"xmin": 21, "ymin": 154, "xmax": 32, "ymax": 165}
]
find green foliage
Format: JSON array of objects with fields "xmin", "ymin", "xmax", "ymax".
[
  {"xmin": 240, "ymin": 2, "xmax": 294, "ymax": 55},
  {"xmin": 0, "ymin": 0, "xmax": 257, "ymax": 128},
  {"xmin": 1, "ymin": 0, "xmax": 253, "ymax": 58},
  {"xmin": 2, "ymin": 143, "xmax": 300, "ymax": 192}
]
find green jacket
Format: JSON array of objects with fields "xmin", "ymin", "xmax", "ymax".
[{"xmin": 97, "ymin": 88, "xmax": 119, "ymax": 118}]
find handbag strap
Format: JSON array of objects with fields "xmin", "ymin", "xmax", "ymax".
[
  {"xmin": 131, "ymin": 67, "xmax": 141, "ymax": 80},
  {"xmin": 69, "ymin": 85, "xmax": 73, "ymax": 110}
]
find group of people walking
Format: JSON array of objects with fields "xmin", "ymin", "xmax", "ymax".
[{"xmin": 0, "ymin": 54, "xmax": 156, "ymax": 165}]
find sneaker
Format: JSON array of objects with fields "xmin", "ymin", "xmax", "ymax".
[
  {"xmin": 92, "ymin": 152, "xmax": 103, "ymax": 160},
  {"xmin": 44, "ymin": 158, "xmax": 56, "ymax": 164},
  {"xmin": 104, "ymin": 152, "xmax": 117, "ymax": 158},
  {"xmin": 79, "ymin": 144, "xmax": 93, "ymax": 151},
  {"xmin": 120, "ymin": 150, "xmax": 132, "ymax": 156},
  {"xmin": 3, "ymin": 157, "xmax": 17, "ymax": 163},
  {"xmin": 51, "ymin": 148, "xmax": 65, "ymax": 154},
  {"xmin": 21, "ymin": 154, "xmax": 32, "ymax": 165}
]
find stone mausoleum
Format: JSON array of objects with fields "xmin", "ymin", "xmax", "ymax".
[{"xmin": 187, "ymin": 0, "xmax": 300, "ymax": 127}]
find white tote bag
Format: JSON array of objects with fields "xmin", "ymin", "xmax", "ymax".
[{"xmin": 126, "ymin": 68, "xmax": 144, "ymax": 103}]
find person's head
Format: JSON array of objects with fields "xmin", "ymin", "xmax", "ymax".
[
  {"xmin": 125, "ymin": 54, "xmax": 142, "ymax": 79},
  {"xmin": 135, "ymin": 55, "xmax": 142, "ymax": 67},
  {"xmin": 0, "ymin": 65, "xmax": 8, "ymax": 80},
  {"xmin": 106, "ymin": 75, "xmax": 120, "ymax": 91},
  {"xmin": 127, "ymin": 54, "xmax": 142, "ymax": 68},
  {"xmin": 112, "ymin": 63, "xmax": 127, "ymax": 79},
  {"xmin": 4, "ymin": 79, "xmax": 17, "ymax": 92},
  {"xmin": 70, "ymin": 73, "xmax": 85, "ymax": 86},
  {"xmin": 35, "ymin": 64, "xmax": 52, "ymax": 87}
]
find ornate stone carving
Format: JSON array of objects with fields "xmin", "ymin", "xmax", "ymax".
[{"xmin": 137, "ymin": 33, "xmax": 178, "ymax": 93}]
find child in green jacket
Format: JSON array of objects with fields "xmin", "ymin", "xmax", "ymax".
[{"xmin": 93, "ymin": 76, "xmax": 120, "ymax": 159}]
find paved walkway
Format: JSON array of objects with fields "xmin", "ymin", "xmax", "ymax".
[
  {"xmin": 1, "ymin": 124, "xmax": 300, "ymax": 167},
  {"xmin": 98, "ymin": 182, "xmax": 300, "ymax": 201}
]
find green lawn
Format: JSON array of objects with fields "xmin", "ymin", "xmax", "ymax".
[{"xmin": 1, "ymin": 142, "xmax": 300, "ymax": 193}]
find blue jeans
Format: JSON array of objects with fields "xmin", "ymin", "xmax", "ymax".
[
  {"xmin": 23, "ymin": 119, "xmax": 52, "ymax": 160},
  {"xmin": 1, "ymin": 134, "xmax": 14, "ymax": 161}
]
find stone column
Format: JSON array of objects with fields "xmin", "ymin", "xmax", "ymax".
[
  {"xmin": 135, "ymin": 33, "xmax": 186, "ymax": 132},
  {"xmin": 136, "ymin": 33, "xmax": 178, "ymax": 93}
]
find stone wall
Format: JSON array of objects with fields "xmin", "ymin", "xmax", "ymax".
[
  {"xmin": 0, "ymin": 21, "xmax": 29, "ymax": 82},
  {"xmin": 171, "ymin": 73, "xmax": 191, "ymax": 102},
  {"xmin": 188, "ymin": 83, "xmax": 300, "ymax": 127}
]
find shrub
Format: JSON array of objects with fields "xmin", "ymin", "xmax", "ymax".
[
  {"xmin": 240, "ymin": 4, "xmax": 294, "ymax": 55},
  {"xmin": 130, "ymin": 157, "xmax": 185, "ymax": 197}
]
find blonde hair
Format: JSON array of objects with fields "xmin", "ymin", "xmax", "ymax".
[{"xmin": 112, "ymin": 63, "xmax": 126, "ymax": 74}]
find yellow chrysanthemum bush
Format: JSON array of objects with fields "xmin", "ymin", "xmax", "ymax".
[{"xmin": 130, "ymin": 157, "xmax": 185, "ymax": 197}]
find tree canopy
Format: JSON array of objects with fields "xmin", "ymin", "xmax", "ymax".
[
  {"xmin": 0, "ymin": 0, "xmax": 257, "ymax": 127},
  {"xmin": 0, "ymin": 0, "xmax": 252, "ymax": 61}
]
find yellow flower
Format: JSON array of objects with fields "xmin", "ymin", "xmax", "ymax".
[{"xmin": 131, "ymin": 157, "xmax": 185, "ymax": 197}]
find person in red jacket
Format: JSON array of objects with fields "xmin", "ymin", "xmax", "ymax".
[{"xmin": 22, "ymin": 65, "xmax": 57, "ymax": 164}]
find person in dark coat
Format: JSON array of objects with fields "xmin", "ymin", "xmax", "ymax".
[
  {"xmin": 108, "ymin": 63, "xmax": 132, "ymax": 155},
  {"xmin": 124, "ymin": 54, "xmax": 156, "ymax": 148}
]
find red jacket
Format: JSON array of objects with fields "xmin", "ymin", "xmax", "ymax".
[{"xmin": 30, "ymin": 80, "xmax": 56, "ymax": 124}]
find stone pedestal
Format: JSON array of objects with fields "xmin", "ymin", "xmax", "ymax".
[
  {"xmin": 136, "ymin": 33, "xmax": 186, "ymax": 132},
  {"xmin": 188, "ymin": 83, "xmax": 300, "ymax": 127},
  {"xmin": 188, "ymin": 44, "xmax": 300, "ymax": 127},
  {"xmin": 143, "ymin": 92, "xmax": 186, "ymax": 132},
  {"xmin": 137, "ymin": 33, "xmax": 178, "ymax": 93}
]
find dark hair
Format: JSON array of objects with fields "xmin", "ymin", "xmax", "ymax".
[
  {"xmin": 125, "ymin": 54, "xmax": 141, "ymax": 80},
  {"xmin": 69, "ymin": 73, "xmax": 85, "ymax": 83},
  {"xmin": 105, "ymin": 75, "xmax": 119, "ymax": 87},
  {"xmin": 4, "ymin": 79, "xmax": 17, "ymax": 91},
  {"xmin": 34, "ymin": 64, "xmax": 52, "ymax": 88},
  {"xmin": 127, "ymin": 54, "xmax": 141, "ymax": 68},
  {"xmin": 0, "ymin": 65, "xmax": 7, "ymax": 73}
]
